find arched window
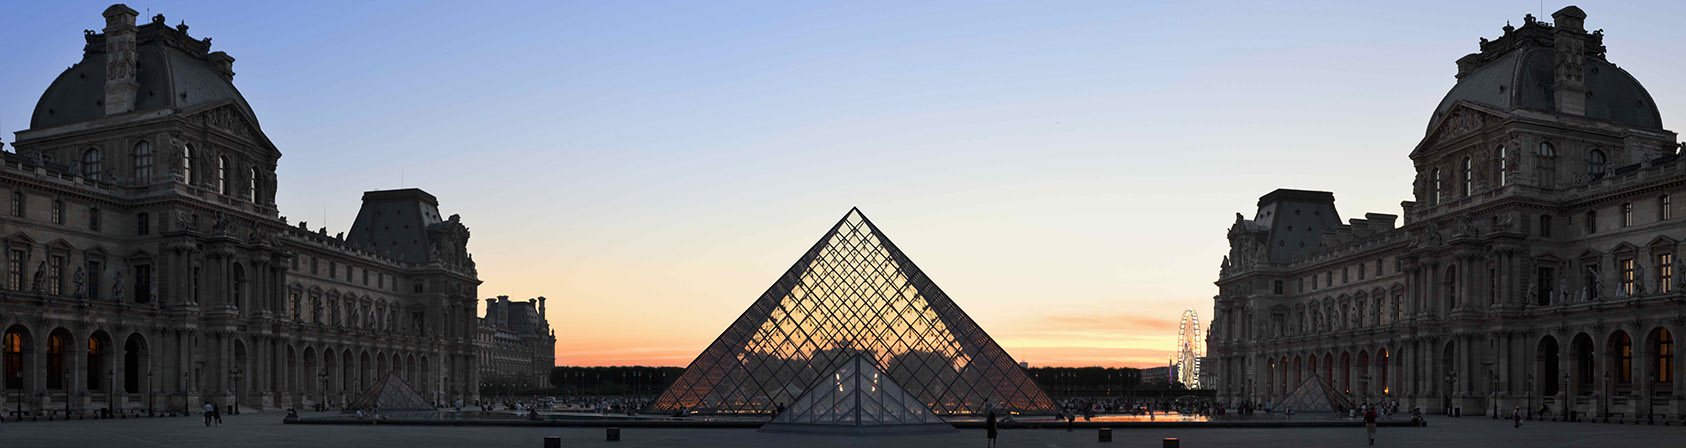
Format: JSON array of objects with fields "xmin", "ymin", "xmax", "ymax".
[
  {"xmin": 181, "ymin": 144, "xmax": 194, "ymax": 184},
  {"xmin": 1537, "ymin": 142, "xmax": 1556, "ymax": 156},
  {"xmin": 1537, "ymin": 142, "xmax": 1557, "ymax": 186},
  {"xmin": 1497, "ymin": 146, "xmax": 1508, "ymax": 186},
  {"xmin": 1432, "ymin": 168, "xmax": 1443, "ymax": 204},
  {"xmin": 1616, "ymin": 332, "xmax": 1633, "ymax": 384},
  {"xmin": 3, "ymin": 331, "xmax": 22, "ymax": 389},
  {"xmin": 1588, "ymin": 149, "xmax": 1607, "ymax": 178},
  {"xmin": 81, "ymin": 148, "xmax": 102, "ymax": 179},
  {"xmin": 1461, "ymin": 157, "xmax": 1472, "ymax": 196},
  {"xmin": 86, "ymin": 337, "xmax": 102, "ymax": 390},
  {"xmin": 248, "ymin": 167, "xmax": 260, "ymax": 203},
  {"xmin": 1657, "ymin": 329, "xmax": 1675, "ymax": 384},
  {"xmin": 46, "ymin": 333, "xmax": 65, "ymax": 389},
  {"xmin": 132, "ymin": 141, "xmax": 153, "ymax": 181},
  {"xmin": 217, "ymin": 156, "xmax": 230, "ymax": 195}
]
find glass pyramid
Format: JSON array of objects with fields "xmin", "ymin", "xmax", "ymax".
[
  {"xmin": 760, "ymin": 355, "xmax": 951, "ymax": 434},
  {"xmin": 646, "ymin": 209, "xmax": 1057, "ymax": 416}
]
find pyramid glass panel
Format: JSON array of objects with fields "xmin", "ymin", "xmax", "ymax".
[{"xmin": 647, "ymin": 209, "xmax": 1056, "ymax": 415}]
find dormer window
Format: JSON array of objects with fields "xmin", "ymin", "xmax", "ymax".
[
  {"xmin": 1461, "ymin": 157, "xmax": 1472, "ymax": 196},
  {"xmin": 1588, "ymin": 149, "xmax": 1607, "ymax": 179}
]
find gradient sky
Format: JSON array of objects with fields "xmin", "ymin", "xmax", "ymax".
[{"xmin": 5, "ymin": 1, "xmax": 1686, "ymax": 368}]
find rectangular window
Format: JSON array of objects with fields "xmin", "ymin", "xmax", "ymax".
[
  {"xmin": 1273, "ymin": 280, "xmax": 1284, "ymax": 295},
  {"xmin": 1537, "ymin": 266, "xmax": 1555, "ymax": 306},
  {"xmin": 1342, "ymin": 268, "xmax": 1349, "ymax": 284},
  {"xmin": 48, "ymin": 255, "xmax": 63, "ymax": 296},
  {"xmin": 1586, "ymin": 264, "xmax": 1601, "ymax": 301},
  {"xmin": 9, "ymin": 192, "xmax": 21, "ymax": 217},
  {"xmin": 1586, "ymin": 211, "xmax": 1597, "ymax": 234},
  {"xmin": 50, "ymin": 201, "xmax": 62, "ymax": 225},
  {"xmin": 290, "ymin": 292, "xmax": 301, "ymax": 321},
  {"xmin": 136, "ymin": 213, "xmax": 149, "ymax": 235},
  {"xmin": 310, "ymin": 258, "xmax": 318, "ymax": 275},
  {"xmin": 6, "ymin": 250, "xmax": 22, "ymax": 291},
  {"xmin": 86, "ymin": 260, "xmax": 101, "ymax": 300},
  {"xmin": 1377, "ymin": 259, "xmax": 1384, "ymax": 275},
  {"xmin": 1660, "ymin": 253, "xmax": 1674, "ymax": 294},
  {"xmin": 345, "ymin": 264, "xmax": 352, "ymax": 281},
  {"xmin": 363, "ymin": 270, "xmax": 369, "ymax": 286},
  {"xmin": 1359, "ymin": 264, "xmax": 1367, "ymax": 280},
  {"xmin": 379, "ymin": 273, "xmax": 385, "ymax": 289},
  {"xmin": 1664, "ymin": 195, "xmax": 1674, "ymax": 221},
  {"xmin": 89, "ymin": 208, "xmax": 100, "ymax": 232},
  {"xmin": 1540, "ymin": 215, "xmax": 1553, "ymax": 238},
  {"xmin": 134, "ymin": 264, "xmax": 151, "ymax": 303},
  {"xmin": 192, "ymin": 266, "xmax": 201, "ymax": 303},
  {"xmin": 329, "ymin": 261, "xmax": 337, "ymax": 279},
  {"xmin": 1621, "ymin": 259, "xmax": 1636, "ymax": 297},
  {"xmin": 1623, "ymin": 203, "xmax": 1634, "ymax": 227}
]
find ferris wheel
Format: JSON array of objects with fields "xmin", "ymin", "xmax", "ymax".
[{"xmin": 1176, "ymin": 309, "xmax": 1203, "ymax": 388}]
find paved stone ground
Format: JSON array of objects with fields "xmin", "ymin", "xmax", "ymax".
[{"xmin": 0, "ymin": 412, "xmax": 1680, "ymax": 447}]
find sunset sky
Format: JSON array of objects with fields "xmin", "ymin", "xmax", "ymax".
[{"xmin": 5, "ymin": 1, "xmax": 1686, "ymax": 368}]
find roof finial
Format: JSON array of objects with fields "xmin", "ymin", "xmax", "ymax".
[{"xmin": 176, "ymin": 20, "xmax": 188, "ymax": 34}]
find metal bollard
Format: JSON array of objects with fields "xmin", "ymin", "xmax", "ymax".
[
  {"xmin": 607, "ymin": 427, "xmax": 621, "ymax": 442},
  {"xmin": 543, "ymin": 436, "xmax": 561, "ymax": 448},
  {"xmin": 1163, "ymin": 437, "xmax": 1179, "ymax": 448},
  {"xmin": 1098, "ymin": 428, "xmax": 1112, "ymax": 442}
]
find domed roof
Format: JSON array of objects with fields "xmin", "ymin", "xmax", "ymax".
[
  {"xmin": 30, "ymin": 22, "xmax": 258, "ymax": 130},
  {"xmin": 1428, "ymin": 24, "xmax": 1662, "ymax": 132}
]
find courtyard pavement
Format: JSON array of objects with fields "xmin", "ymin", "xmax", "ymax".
[{"xmin": 0, "ymin": 411, "xmax": 1680, "ymax": 447}]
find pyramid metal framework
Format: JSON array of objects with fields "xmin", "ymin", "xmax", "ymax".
[
  {"xmin": 760, "ymin": 355, "xmax": 952, "ymax": 434},
  {"xmin": 344, "ymin": 371, "xmax": 434, "ymax": 411},
  {"xmin": 646, "ymin": 209, "xmax": 1057, "ymax": 415},
  {"xmin": 1276, "ymin": 374, "xmax": 1354, "ymax": 413}
]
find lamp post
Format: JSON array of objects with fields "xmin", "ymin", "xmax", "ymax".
[
  {"xmin": 1602, "ymin": 372, "xmax": 1611, "ymax": 422},
  {"xmin": 318, "ymin": 369, "xmax": 328, "ymax": 411},
  {"xmin": 1490, "ymin": 370, "xmax": 1499, "ymax": 419},
  {"xmin": 1524, "ymin": 374, "xmax": 1534, "ymax": 421},
  {"xmin": 229, "ymin": 367, "xmax": 242, "ymax": 415},
  {"xmin": 108, "ymin": 367, "xmax": 116, "ymax": 418},
  {"xmin": 1443, "ymin": 371, "xmax": 1458, "ymax": 416}
]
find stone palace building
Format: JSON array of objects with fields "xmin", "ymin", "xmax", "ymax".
[
  {"xmin": 0, "ymin": 5, "xmax": 551, "ymax": 415},
  {"xmin": 1211, "ymin": 7, "xmax": 1686, "ymax": 419},
  {"xmin": 476, "ymin": 295, "xmax": 556, "ymax": 389}
]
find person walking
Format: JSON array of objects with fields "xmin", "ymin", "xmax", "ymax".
[
  {"xmin": 202, "ymin": 402, "xmax": 214, "ymax": 427},
  {"xmin": 1363, "ymin": 405, "xmax": 1378, "ymax": 446},
  {"xmin": 985, "ymin": 410, "xmax": 998, "ymax": 448},
  {"xmin": 1513, "ymin": 405, "xmax": 1522, "ymax": 428}
]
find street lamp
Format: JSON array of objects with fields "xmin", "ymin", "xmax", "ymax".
[
  {"xmin": 318, "ymin": 369, "xmax": 328, "ymax": 411},
  {"xmin": 1489, "ymin": 370, "xmax": 1499, "ymax": 419},
  {"xmin": 229, "ymin": 367, "xmax": 242, "ymax": 415},
  {"xmin": 1601, "ymin": 372, "xmax": 1611, "ymax": 422},
  {"xmin": 1524, "ymin": 374, "xmax": 1534, "ymax": 421},
  {"xmin": 1443, "ymin": 371, "xmax": 1458, "ymax": 416}
]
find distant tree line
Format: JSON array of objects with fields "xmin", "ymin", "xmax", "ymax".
[{"xmin": 547, "ymin": 366, "xmax": 685, "ymax": 396}]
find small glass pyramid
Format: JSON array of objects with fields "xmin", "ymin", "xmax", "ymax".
[{"xmin": 646, "ymin": 209, "xmax": 1057, "ymax": 416}]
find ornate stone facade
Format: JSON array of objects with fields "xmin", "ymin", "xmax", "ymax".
[
  {"xmin": 475, "ymin": 296, "xmax": 555, "ymax": 388},
  {"xmin": 1211, "ymin": 7, "xmax": 1686, "ymax": 419},
  {"xmin": 0, "ymin": 5, "xmax": 495, "ymax": 415}
]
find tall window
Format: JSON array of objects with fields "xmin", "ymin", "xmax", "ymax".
[
  {"xmin": 248, "ymin": 167, "xmax": 259, "ymax": 203},
  {"xmin": 86, "ymin": 337, "xmax": 102, "ymax": 391},
  {"xmin": 1537, "ymin": 142, "xmax": 1557, "ymax": 186},
  {"xmin": 1461, "ymin": 157, "xmax": 1472, "ymax": 196},
  {"xmin": 132, "ymin": 141, "xmax": 153, "ymax": 181},
  {"xmin": 6, "ymin": 250, "xmax": 22, "ymax": 291},
  {"xmin": 49, "ymin": 200, "xmax": 62, "ymax": 225},
  {"xmin": 1620, "ymin": 258, "xmax": 1636, "ymax": 297},
  {"xmin": 133, "ymin": 264, "xmax": 151, "ymax": 303},
  {"xmin": 1617, "ymin": 333, "xmax": 1633, "ymax": 383},
  {"xmin": 1359, "ymin": 263, "xmax": 1367, "ymax": 280},
  {"xmin": 1662, "ymin": 195, "xmax": 1673, "ymax": 221},
  {"xmin": 1537, "ymin": 266, "xmax": 1555, "ymax": 306},
  {"xmin": 290, "ymin": 292, "xmax": 301, "ymax": 321},
  {"xmin": 1622, "ymin": 203, "xmax": 1634, "ymax": 227},
  {"xmin": 1497, "ymin": 146, "xmax": 1508, "ymax": 186},
  {"xmin": 46, "ymin": 333, "xmax": 64, "ymax": 389},
  {"xmin": 9, "ymin": 191, "xmax": 21, "ymax": 217},
  {"xmin": 1432, "ymin": 168, "xmax": 1443, "ymax": 204},
  {"xmin": 1540, "ymin": 214, "xmax": 1553, "ymax": 238},
  {"xmin": 1659, "ymin": 330, "xmax": 1675, "ymax": 383},
  {"xmin": 48, "ymin": 255, "xmax": 63, "ymax": 296},
  {"xmin": 1585, "ymin": 210, "xmax": 1597, "ymax": 234},
  {"xmin": 217, "ymin": 156, "xmax": 230, "ymax": 195},
  {"xmin": 3, "ymin": 332, "xmax": 20, "ymax": 389},
  {"xmin": 81, "ymin": 148, "xmax": 102, "ymax": 179},
  {"xmin": 1588, "ymin": 149, "xmax": 1607, "ymax": 179},
  {"xmin": 1273, "ymin": 280, "xmax": 1284, "ymax": 295},
  {"xmin": 181, "ymin": 144, "xmax": 194, "ymax": 184},
  {"xmin": 1660, "ymin": 253, "xmax": 1674, "ymax": 294},
  {"xmin": 1585, "ymin": 264, "xmax": 1602, "ymax": 301},
  {"xmin": 136, "ymin": 213, "xmax": 149, "ymax": 235},
  {"xmin": 89, "ymin": 207, "xmax": 100, "ymax": 232}
]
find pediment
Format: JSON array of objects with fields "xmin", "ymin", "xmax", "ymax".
[
  {"xmin": 1611, "ymin": 242, "xmax": 1640, "ymax": 254},
  {"xmin": 1413, "ymin": 101, "xmax": 1509, "ymax": 157},
  {"xmin": 4, "ymin": 232, "xmax": 38, "ymax": 245},
  {"xmin": 1577, "ymin": 249, "xmax": 1603, "ymax": 260},
  {"xmin": 1646, "ymin": 236, "xmax": 1677, "ymax": 249}
]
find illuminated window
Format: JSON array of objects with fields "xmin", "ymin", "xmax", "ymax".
[
  {"xmin": 1621, "ymin": 258, "xmax": 1636, "ymax": 297},
  {"xmin": 1461, "ymin": 157, "xmax": 1472, "ymax": 196},
  {"xmin": 1622, "ymin": 203, "xmax": 1634, "ymax": 227},
  {"xmin": 1588, "ymin": 149, "xmax": 1607, "ymax": 178},
  {"xmin": 1659, "ymin": 330, "xmax": 1675, "ymax": 383},
  {"xmin": 1662, "ymin": 195, "xmax": 1672, "ymax": 221},
  {"xmin": 1497, "ymin": 146, "xmax": 1508, "ymax": 186},
  {"xmin": 217, "ymin": 156, "xmax": 230, "ymax": 195},
  {"xmin": 1660, "ymin": 253, "xmax": 1674, "ymax": 294}
]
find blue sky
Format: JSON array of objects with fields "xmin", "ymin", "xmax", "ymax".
[{"xmin": 4, "ymin": 1, "xmax": 1685, "ymax": 366}]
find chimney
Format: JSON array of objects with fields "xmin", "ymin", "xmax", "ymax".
[
  {"xmin": 101, "ymin": 4, "xmax": 140, "ymax": 116},
  {"xmin": 537, "ymin": 296, "xmax": 546, "ymax": 317},
  {"xmin": 208, "ymin": 51, "xmax": 236, "ymax": 81},
  {"xmin": 1551, "ymin": 6, "xmax": 1588, "ymax": 115}
]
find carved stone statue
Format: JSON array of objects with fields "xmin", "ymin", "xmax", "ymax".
[
  {"xmin": 1633, "ymin": 263, "xmax": 1647, "ymax": 297},
  {"xmin": 72, "ymin": 266, "xmax": 86, "ymax": 298},
  {"xmin": 210, "ymin": 212, "xmax": 230, "ymax": 236},
  {"xmin": 113, "ymin": 266, "xmax": 126, "ymax": 302},
  {"xmin": 31, "ymin": 261, "xmax": 45, "ymax": 292}
]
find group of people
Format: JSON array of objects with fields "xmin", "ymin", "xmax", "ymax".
[{"xmin": 200, "ymin": 402, "xmax": 222, "ymax": 427}]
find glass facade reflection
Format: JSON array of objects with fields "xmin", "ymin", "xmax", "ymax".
[
  {"xmin": 769, "ymin": 355, "xmax": 944, "ymax": 426},
  {"xmin": 646, "ymin": 209, "xmax": 1057, "ymax": 415}
]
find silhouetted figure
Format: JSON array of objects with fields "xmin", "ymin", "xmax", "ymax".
[
  {"xmin": 201, "ymin": 402, "xmax": 213, "ymax": 427},
  {"xmin": 1363, "ymin": 405, "xmax": 1378, "ymax": 445},
  {"xmin": 985, "ymin": 411, "xmax": 998, "ymax": 448}
]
